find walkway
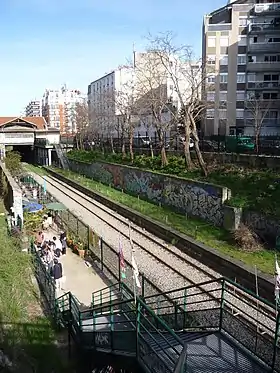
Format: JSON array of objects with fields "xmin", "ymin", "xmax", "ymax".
[{"xmin": 43, "ymin": 230, "xmax": 108, "ymax": 306}]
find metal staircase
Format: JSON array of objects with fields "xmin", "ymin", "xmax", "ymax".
[
  {"xmin": 54, "ymin": 144, "xmax": 69, "ymax": 170},
  {"xmin": 54, "ymin": 282, "xmax": 273, "ymax": 373}
]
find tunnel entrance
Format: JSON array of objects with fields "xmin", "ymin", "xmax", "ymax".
[{"xmin": 7, "ymin": 145, "xmax": 35, "ymax": 163}]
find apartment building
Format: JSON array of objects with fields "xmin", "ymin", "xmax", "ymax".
[
  {"xmin": 202, "ymin": 0, "xmax": 280, "ymax": 136},
  {"xmin": 25, "ymin": 100, "xmax": 41, "ymax": 117},
  {"xmin": 42, "ymin": 86, "xmax": 85, "ymax": 134},
  {"xmin": 88, "ymin": 52, "xmax": 197, "ymax": 137}
]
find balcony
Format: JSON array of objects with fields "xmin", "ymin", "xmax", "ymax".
[
  {"xmin": 244, "ymin": 118, "xmax": 280, "ymax": 127},
  {"xmin": 245, "ymin": 99, "xmax": 280, "ymax": 109},
  {"xmin": 247, "ymin": 61, "xmax": 280, "ymax": 72},
  {"xmin": 207, "ymin": 23, "xmax": 232, "ymax": 32},
  {"xmin": 248, "ymin": 23, "xmax": 280, "ymax": 34},
  {"xmin": 248, "ymin": 42, "xmax": 280, "ymax": 53},
  {"xmin": 247, "ymin": 81, "xmax": 280, "ymax": 90},
  {"xmin": 253, "ymin": 3, "xmax": 280, "ymax": 15}
]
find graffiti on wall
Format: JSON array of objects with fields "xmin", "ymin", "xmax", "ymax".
[
  {"xmin": 124, "ymin": 170, "xmax": 162, "ymax": 203},
  {"xmin": 163, "ymin": 179, "xmax": 223, "ymax": 226},
  {"xmin": 243, "ymin": 211, "xmax": 280, "ymax": 243},
  {"xmin": 68, "ymin": 160, "xmax": 225, "ymax": 226}
]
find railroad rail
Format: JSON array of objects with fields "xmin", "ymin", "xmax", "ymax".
[{"xmin": 30, "ymin": 172, "xmax": 276, "ymax": 334}]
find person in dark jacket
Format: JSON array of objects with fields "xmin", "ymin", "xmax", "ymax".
[
  {"xmin": 60, "ymin": 231, "xmax": 67, "ymax": 255},
  {"xmin": 52, "ymin": 258, "xmax": 63, "ymax": 290}
]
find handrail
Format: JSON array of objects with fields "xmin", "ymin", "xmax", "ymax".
[
  {"xmin": 137, "ymin": 296, "xmax": 184, "ymax": 346},
  {"xmin": 80, "ymin": 297, "xmax": 135, "ymax": 316},
  {"xmin": 173, "ymin": 343, "xmax": 188, "ymax": 373}
]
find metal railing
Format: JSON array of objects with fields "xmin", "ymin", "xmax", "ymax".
[{"xmin": 24, "ymin": 175, "xmax": 280, "ymax": 372}]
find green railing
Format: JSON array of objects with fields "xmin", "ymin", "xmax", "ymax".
[
  {"xmin": 142, "ymin": 277, "xmax": 279, "ymax": 371},
  {"xmin": 137, "ymin": 296, "xmax": 185, "ymax": 373},
  {"xmin": 55, "ymin": 289, "xmax": 186, "ymax": 370},
  {"xmin": 30, "ymin": 241, "xmax": 56, "ymax": 316},
  {"xmin": 24, "ymin": 174, "xmax": 280, "ymax": 372}
]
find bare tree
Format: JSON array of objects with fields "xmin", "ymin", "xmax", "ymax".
[
  {"xmin": 245, "ymin": 92, "xmax": 271, "ymax": 153},
  {"xmin": 133, "ymin": 51, "xmax": 175, "ymax": 166},
  {"xmin": 113, "ymin": 65, "xmax": 141, "ymax": 161},
  {"xmin": 71, "ymin": 99, "xmax": 89, "ymax": 150},
  {"xmin": 142, "ymin": 31, "xmax": 216, "ymax": 175}
]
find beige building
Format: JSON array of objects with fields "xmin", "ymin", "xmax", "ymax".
[
  {"xmin": 42, "ymin": 86, "xmax": 85, "ymax": 134},
  {"xmin": 202, "ymin": 0, "xmax": 280, "ymax": 136}
]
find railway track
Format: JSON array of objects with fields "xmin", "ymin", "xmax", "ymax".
[{"xmin": 29, "ymin": 172, "xmax": 276, "ymax": 336}]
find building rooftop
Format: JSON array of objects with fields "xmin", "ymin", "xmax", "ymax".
[{"xmin": 0, "ymin": 117, "xmax": 47, "ymax": 130}]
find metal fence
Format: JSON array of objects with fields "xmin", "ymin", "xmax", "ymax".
[
  {"xmin": 23, "ymin": 175, "xmax": 280, "ymax": 371},
  {"xmin": 71, "ymin": 133, "xmax": 280, "ymax": 156}
]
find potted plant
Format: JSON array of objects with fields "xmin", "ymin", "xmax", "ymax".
[
  {"xmin": 66, "ymin": 235, "xmax": 74, "ymax": 248},
  {"xmin": 77, "ymin": 242, "xmax": 85, "ymax": 258}
]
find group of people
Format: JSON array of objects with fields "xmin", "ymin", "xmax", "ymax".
[{"xmin": 35, "ymin": 231, "xmax": 67, "ymax": 291}]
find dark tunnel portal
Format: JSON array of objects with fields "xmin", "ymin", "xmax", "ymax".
[{"xmin": 10, "ymin": 145, "xmax": 34, "ymax": 163}]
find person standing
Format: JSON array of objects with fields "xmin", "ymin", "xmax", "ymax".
[
  {"xmin": 60, "ymin": 231, "xmax": 67, "ymax": 255},
  {"xmin": 53, "ymin": 236, "xmax": 62, "ymax": 257},
  {"xmin": 44, "ymin": 246, "xmax": 54, "ymax": 273},
  {"xmin": 53, "ymin": 258, "xmax": 63, "ymax": 291}
]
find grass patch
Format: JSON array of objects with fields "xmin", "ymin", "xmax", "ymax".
[
  {"xmin": 0, "ymin": 201, "xmax": 71, "ymax": 372},
  {"xmin": 67, "ymin": 150, "xmax": 280, "ymax": 218},
  {"xmin": 45, "ymin": 166, "xmax": 276, "ymax": 276},
  {"xmin": 23, "ymin": 163, "xmax": 47, "ymax": 176}
]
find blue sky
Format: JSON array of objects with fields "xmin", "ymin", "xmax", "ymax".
[{"xmin": 0, "ymin": 0, "xmax": 226, "ymax": 116}]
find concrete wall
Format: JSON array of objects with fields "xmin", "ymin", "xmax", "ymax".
[
  {"xmin": 68, "ymin": 159, "xmax": 232, "ymax": 227},
  {"xmin": 202, "ymin": 152, "xmax": 280, "ymax": 170},
  {"xmin": 66, "ymin": 159, "xmax": 280, "ymax": 241},
  {"xmin": 0, "ymin": 161, "xmax": 23, "ymax": 226}
]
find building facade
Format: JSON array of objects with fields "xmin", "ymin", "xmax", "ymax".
[
  {"xmin": 202, "ymin": 0, "xmax": 280, "ymax": 136},
  {"xmin": 25, "ymin": 100, "xmax": 41, "ymax": 117},
  {"xmin": 42, "ymin": 86, "xmax": 85, "ymax": 134},
  {"xmin": 88, "ymin": 52, "xmax": 198, "ymax": 138}
]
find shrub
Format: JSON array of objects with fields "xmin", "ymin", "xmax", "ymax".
[
  {"xmin": 4, "ymin": 151, "xmax": 22, "ymax": 176},
  {"xmin": 233, "ymin": 224, "xmax": 263, "ymax": 252}
]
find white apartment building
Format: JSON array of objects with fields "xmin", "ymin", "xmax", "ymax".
[
  {"xmin": 202, "ymin": 0, "xmax": 280, "ymax": 136},
  {"xmin": 25, "ymin": 100, "xmax": 41, "ymax": 117},
  {"xmin": 42, "ymin": 86, "xmax": 85, "ymax": 134},
  {"xmin": 87, "ymin": 52, "xmax": 198, "ymax": 138}
]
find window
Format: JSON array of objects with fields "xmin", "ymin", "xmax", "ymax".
[
  {"xmin": 207, "ymin": 75, "xmax": 215, "ymax": 84},
  {"xmin": 247, "ymin": 73, "xmax": 256, "ymax": 82},
  {"xmin": 220, "ymin": 36, "xmax": 229, "ymax": 47},
  {"xmin": 237, "ymin": 55, "xmax": 246, "ymax": 64},
  {"xmin": 267, "ymin": 37, "xmax": 280, "ymax": 43},
  {"xmin": 263, "ymin": 92, "xmax": 278, "ymax": 100},
  {"xmin": 206, "ymin": 109, "xmax": 215, "ymax": 118},
  {"xmin": 207, "ymin": 55, "xmax": 216, "ymax": 65},
  {"xmin": 207, "ymin": 92, "xmax": 215, "ymax": 101},
  {"xmin": 237, "ymin": 73, "xmax": 246, "ymax": 83},
  {"xmin": 265, "ymin": 111, "xmax": 279, "ymax": 119},
  {"xmin": 264, "ymin": 74, "xmax": 279, "ymax": 81},
  {"xmin": 219, "ymin": 91, "xmax": 227, "ymax": 101},
  {"xmin": 239, "ymin": 18, "xmax": 247, "ymax": 27},
  {"xmin": 220, "ymin": 74, "xmax": 228, "ymax": 83},
  {"xmin": 236, "ymin": 91, "xmax": 245, "ymax": 101},
  {"xmin": 264, "ymin": 55, "xmax": 280, "ymax": 62},
  {"xmin": 236, "ymin": 109, "xmax": 244, "ymax": 119},
  {"xmin": 208, "ymin": 37, "xmax": 216, "ymax": 47},
  {"xmin": 220, "ymin": 55, "xmax": 228, "ymax": 65},
  {"xmin": 238, "ymin": 36, "xmax": 247, "ymax": 46},
  {"xmin": 219, "ymin": 109, "xmax": 227, "ymax": 119}
]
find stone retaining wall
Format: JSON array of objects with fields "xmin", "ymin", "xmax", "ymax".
[
  {"xmin": 0, "ymin": 161, "xmax": 23, "ymax": 225},
  {"xmin": 202, "ymin": 152, "xmax": 280, "ymax": 170},
  {"xmin": 68, "ymin": 159, "xmax": 233, "ymax": 228}
]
